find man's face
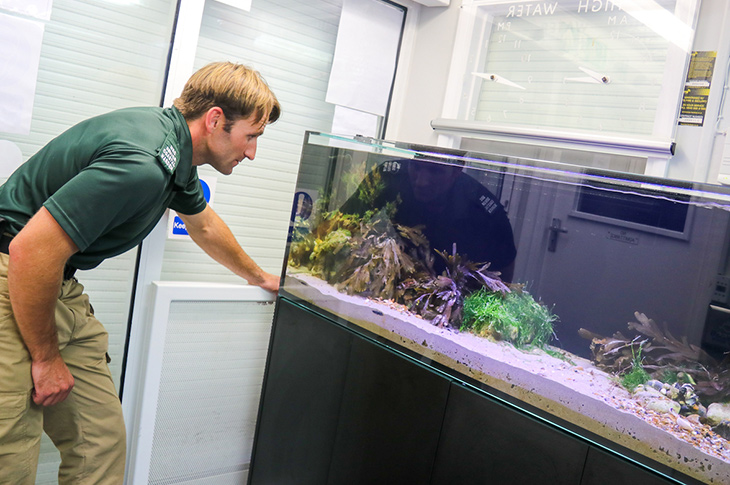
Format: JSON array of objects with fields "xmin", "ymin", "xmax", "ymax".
[
  {"xmin": 206, "ymin": 114, "xmax": 266, "ymax": 175},
  {"xmin": 407, "ymin": 160, "xmax": 462, "ymax": 202}
]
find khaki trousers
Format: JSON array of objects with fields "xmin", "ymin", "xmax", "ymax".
[{"xmin": 0, "ymin": 253, "xmax": 126, "ymax": 484}]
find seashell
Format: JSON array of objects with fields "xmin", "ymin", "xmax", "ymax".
[
  {"xmin": 676, "ymin": 415, "xmax": 694, "ymax": 432},
  {"xmin": 677, "ymin": 383, "xmax": 695, "ymax": 398},
  {"xmin": 686, "ymin": 414, "xmax": 702, "ymax": 426}
]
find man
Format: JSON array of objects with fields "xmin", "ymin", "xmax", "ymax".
[
  {"xmin": 0, "ymin": 61, "xmax": 280, "ymax": 484},
  {"xmin": 341, "ymin": 156, "xmax": 517, "ymax": 281}
]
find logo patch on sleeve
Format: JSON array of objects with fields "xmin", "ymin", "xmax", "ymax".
[{"xmin": 156, "ymin": 131, "xmax": 180, "ymax": 174}]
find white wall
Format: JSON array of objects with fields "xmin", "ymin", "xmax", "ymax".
[
  {"xmin": 388, "ymin": 0, "xmax": 730, "ymax": 184},
  {"xmin": 386, "ymin": 1, "xmax": 459, "ymax": 146},
  {"xmin": 671, "ymin": 0, "xmax": 730, "ymax": 183}
]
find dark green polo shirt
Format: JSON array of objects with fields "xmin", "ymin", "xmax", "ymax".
[{"xmin": 0, "ymin": 106, "xmax": 207, "ymax": 270}]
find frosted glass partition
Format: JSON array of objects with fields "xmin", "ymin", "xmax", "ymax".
[
  {"xmin": 0, "ymin": 1, "xmax": 178, "ymax": 483},
  {"xmin": 0, "ymin": 0, "xmax": 177, "ymax": 391}
]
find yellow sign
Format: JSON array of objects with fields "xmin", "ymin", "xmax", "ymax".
[{"xmin": 678, "ymin": 51, "xmax": 717, "ymax": 126}]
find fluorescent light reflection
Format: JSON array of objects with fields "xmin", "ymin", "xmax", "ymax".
[
  {"xmin": 610, "ymin": 0, "xmax": 695, "ymax": 51},
  {"xmin": 101, "ymin": 0, "xmax": 142, "ymax": 6}
]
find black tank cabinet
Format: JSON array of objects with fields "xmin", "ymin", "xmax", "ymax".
[{"xmin": 248, "ymin": 297, "xmax": 682, "ymax": 485}]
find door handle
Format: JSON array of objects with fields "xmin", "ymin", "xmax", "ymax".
[{"xmin": 548, "ymin": 218, "xmax": 568, "ymax": 252}]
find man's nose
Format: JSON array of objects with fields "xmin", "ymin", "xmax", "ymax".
[{"xmin": 244, "ymin": 139, "xmax": 257, "ymax": 160}]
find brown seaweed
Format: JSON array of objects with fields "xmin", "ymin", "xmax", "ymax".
[
  {"xmin": 628, "ymin": 312, "xmax": 715, "ymax": 366},
  {"xmin": 292, "ymin": 207, "xmax": 433, "ymax": 301},
  {"xmin": 580, "ymin": 312, "xmax": 730, "ymax": 402},
  {"xmin": 406, "ymin": 244, "xmax": 510, "ymax": 328},
  {"xmin": 333, "ymin": 214, "xmax": 427, "ymax": 301}
]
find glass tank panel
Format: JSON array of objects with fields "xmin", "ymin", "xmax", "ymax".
[{"xmin": 282, "ymin": 132, "xmax": 730, "ymax": 484}]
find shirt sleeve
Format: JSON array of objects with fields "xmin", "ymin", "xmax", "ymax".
[
  {"xmin": 168, "ymin": 166, "xmax": 207, "ymax": 215},
  {"xmin": 44, "ymin": 153, "xmax": 168, "ymax": 252}
]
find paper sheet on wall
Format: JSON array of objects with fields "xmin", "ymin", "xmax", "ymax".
[
  {"xmin": 213, "ymin": 0, "xmax": 251, "ymax": 11},
  {"xmin": 325, "ymin": 0, "xmax": 403, "ymax": 116},
  {"xmin": 0, "ymin": 12, "xmax": 45, "ymax": 135},
  {"xmin": 0, "ymin": 0, "xmax": 53, "ymax": 20},
  {"xmin": 678, "ymin": 51, "xmax": 716, "ymax": 127},
  {"xmin": 0, "ymin": 140, "xmax": 23, "ymax": 178},
  {"xmin": 331, "ymin": 105, "xmax": 379, "ymax": 138}
]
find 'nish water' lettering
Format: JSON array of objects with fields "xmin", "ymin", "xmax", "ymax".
[{"xmin": 577, "ymin": 0, "xmax": 622, "ymax": 13}]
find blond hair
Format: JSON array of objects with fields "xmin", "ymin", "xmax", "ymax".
[{"xmin": 174, "ymin": 62, "xmax": 280, "ymax": 131}]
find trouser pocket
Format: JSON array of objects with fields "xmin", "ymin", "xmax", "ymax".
[
  {"xmin": 0, "ymin": 392, "xmax": 26, "ymax": 420},
  {"xmin": 0, "ymin": 390, "xmax": 42, "ymax": 485}
]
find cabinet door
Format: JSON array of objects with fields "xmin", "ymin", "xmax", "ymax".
[
  {"xmin": 432, "ymin": 383, "xmax": 589, "ymax": 485},
  {"xmin": 581, "ymin": 447, "xmax": 676, "ymax": 485},
  {"xmin": 327, "ymin": 335, "xmax": 451, "ymax": 485},
  {"xmin": 249, "ymin": 299, "xmax": 352, "ymax": 485}
]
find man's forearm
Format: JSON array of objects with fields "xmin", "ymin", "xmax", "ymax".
[
  {"xmin": 6, "ymin": 207, "xmax": 78, "ymax": 406},
  {"xmin": 179, "ymin": 206, "xmax": 278, "ymax": 290},
  {"xmin": 8, "ymin": 255, "xmax": 75, "ymax": 407},
  {"xmin": 8, "ymin": 264, "xmax": 63, "ymax": 363},
  {"xmin": 182, "ymin": 211, "xmax": 265, "ymax": 283},
  {"xmin": 8, "ymin": 231, "xmax": 67, "ymax": 363}
]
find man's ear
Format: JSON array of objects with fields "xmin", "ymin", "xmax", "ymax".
[{"xmin": 205, "ymin": 107, "xmax": 224, "ymax": 133}]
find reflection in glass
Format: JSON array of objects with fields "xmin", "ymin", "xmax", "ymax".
[{"xmin": 340, "ymin": 157, "xmax": 516, "ymax": 279}]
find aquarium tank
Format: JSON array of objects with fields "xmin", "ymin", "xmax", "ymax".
[{"xmin": 281, "ymin": 132, "xmax": 730, "ymax": 484}]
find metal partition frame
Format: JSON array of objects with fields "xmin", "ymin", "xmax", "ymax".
[{"xmin": 124, "ymin": 282, "xmax": 275, "ymax": 484}]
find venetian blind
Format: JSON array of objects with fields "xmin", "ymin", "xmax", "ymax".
[
  {"xmin": 1, "ymin": 0, "xmax": 176, "ymax": 387},
  {"xmin": 0, "ymin": 1, "xmax": 177, "ymax": 483},
  {"xmin": 160, "ymin": 0, "xmax": 343, "ymax": 282}
]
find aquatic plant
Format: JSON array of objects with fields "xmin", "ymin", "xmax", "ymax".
[
  {"xmin": 461, "ymin": 287, "xmax": 557, "ymax": 349},
  {"xmin": 290, "ymin": 203, "xmax": 435, "ymax": 302},
  {"xmin": 333, "ymin": 210, "xmax": 431, "ymax": 300},
  {"xmin": 628, "ymin": 312, "xmax": 718, "ymax": 367},
  {"xmin": 289, "ymin": 184, "xmax": 514, "ymax": 329},
  {"xmin": 619, "ymin": 345, "xmax": 651, "ymax": 391},
  {"xmin": 580, "ymin": 312, "xmax": 730, "ymax": 402},
  {"xmin": 289, "ymin": 210, "xmax": 362, "ymax": 281},
  {"xmin": 293, "ymin": 209, "xmax": 515, "ymax": 329},
  {"xmin": 621, "ymin": 367, "xmax": 651, "ymax": 391},
  {"xmin": 405, "ymin": 244, "xmax": 511, "ymax": 328},
  {"xmin": 576, "ymin": 331, "xmax": 647, "ymax": 376}
]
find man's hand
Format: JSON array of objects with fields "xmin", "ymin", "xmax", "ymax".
[
  {"xmin": 31, "ymin": 355, "xmax": 75, "ymax": 406},
  {"xmin": 259, "ymin": 272, "xmax": 280, "ymax": 293}
]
